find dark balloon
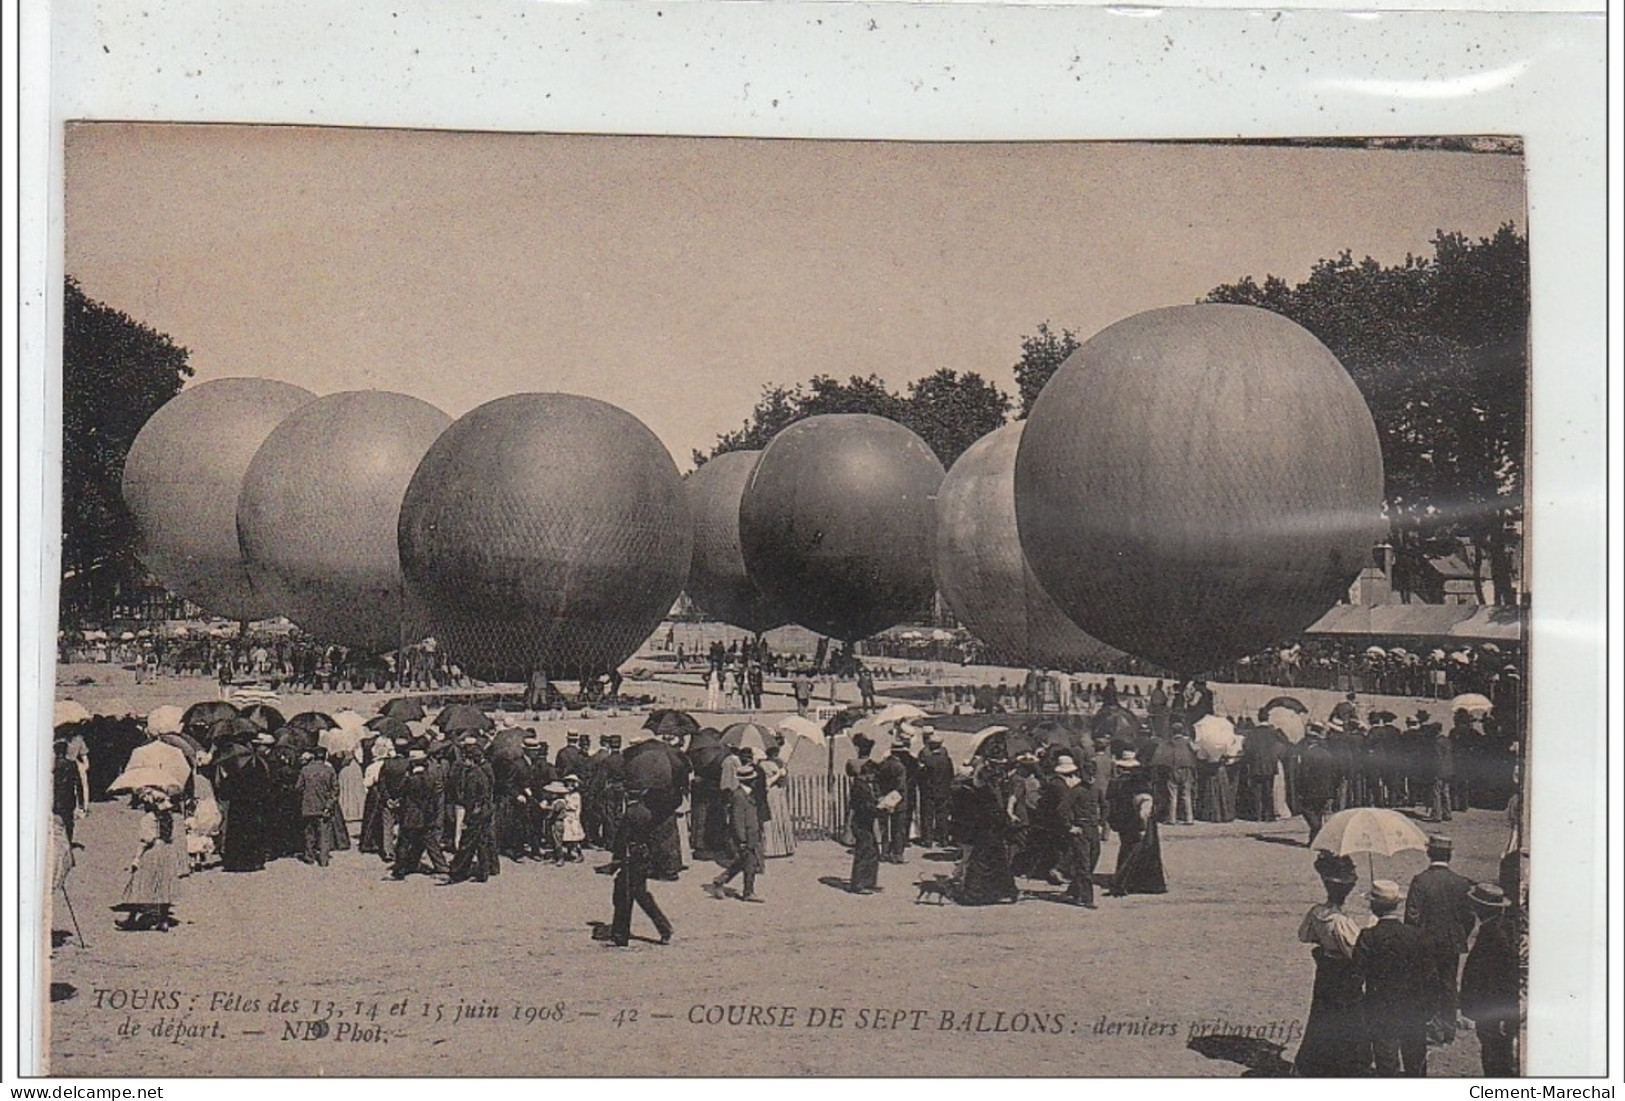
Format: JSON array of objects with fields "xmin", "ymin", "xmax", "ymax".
[
  {"xmin": 684, "ymin": 450, "xmax": 785, "ymax": 635},
  {"xmin": 397, "ymin": 394, "xmax": 691, "ymax": 682},
  {"xmin": 121, "ymin": 378, "xmax": 316, "ymax": 620},
  {"xmin": 739, "ymin": 414, "xmax": 944, "ymax": 642},
  {"xmin": 237, "ymin": 391, "xmax": 451, "ymax": 651},
  {"xmin": 935, "ymin": 422, "xmax": 1122, "ymax": 669},
  {"xmin": 1016, "ymin": 304, "xmax": 1386, "ymax": 674}
]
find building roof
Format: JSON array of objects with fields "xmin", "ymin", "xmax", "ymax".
[{"xmin": 1305, "ymin": 603, "xmax": 1522, "ymax": 642}]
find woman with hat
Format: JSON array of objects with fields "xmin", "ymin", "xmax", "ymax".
[
  {"xmin": 1293, "ymin": 852, "xmax": 1371, "ymax": 1075},
  {"xmin": 958, "ymin": 757, "xmax": 1019, "ymax": 905},
  {"xmin": 1460, "ymin": 882, "xmax": 1521, "ymax": 1076},
  {"xmin": 113, "ymin": 788, "xmax": 186, "ymax": 931},
  {"xmin": 1105, "ymin": 751, "xmax": 1166, "ymax": 896},
  {"xmin": 759, "ymin": 742, "xmax": 796, "ymax": 859}
]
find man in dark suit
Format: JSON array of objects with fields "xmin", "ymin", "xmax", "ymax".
[
  {"xmin": 877, "ymin": 732, "xmax": 911, "ymax": 864},
  {"xmin": 555, "ymin": 730, "xmax": 588, "ymax": 779},
  {"xmin": 1460, "ymin": 882, "xmax": 1522, "ymax": 1076},
  {"xmin": 1054, "ymin": 755, "xmax": 1100, "ymax": 908},
  {"xmin": 1405, "ymin": 835, "xmax": 1477, "ymax": 1042},
  {"xmin": 295, "ymin": 749, "xmax": 339, "ymax": 867},
  {"xmin": 448, "ymin": 739, "xmax": 499, "ymax": 883},
  {"xmin": 916, "ymin": 729, "xmax": 956, "ymax": 848},
  {"xmin": 1356, "ymin": 879, "xmax": 1440, "ymax": 1076},
  {"xmin": 376, "ymin": 740, "xmax": 413, "ymax": 864},
  {"xmin": 606, "ymin": 788, "xmax": 673, "ymax": 947},
  {"xmin": 391, "ymin": 750, "xmax": 438, "ymax": 879}
]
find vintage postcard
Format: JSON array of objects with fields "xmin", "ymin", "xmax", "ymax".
[
  {"xmin": 11, "ymin": 0, "xmax": 1612, "ymax": 1086},
  {"xmin": 39, "ymin": 124, "xmax": 1544, "ymax": 1078}
]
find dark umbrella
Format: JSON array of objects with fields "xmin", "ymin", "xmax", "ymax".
[
  {"xmin": 1090, "ymin": 705, "xmax": 1139, "ymax": 743},
  {"xmin": 1026, "ymin": 720, "xmax": 1072, "ymax": 748},
  {"xmin": 1368, "ymin": 710, "xmax": 1398, "ymax": 724},
  {"xmin": 182, "ymin": 701, "xmax": 238, "ymax": 737},
  {"xmin": 275, "ymin": 724, "xmax": 318, "ymax": 750},
  {"xmin": 822, "ymin": 707, "xmax": 867, "ymax": 738},
  {"xmin": 1263, "ymin": 696, "xmax": 1309, "ymax": 715},
  {"xmin": 207, "ymin": 717, "xmax": 261, "ymax": 745},
  {"xmin": 624, "ymin": 738, "xmax": 676, "ymax": 790},
  {"xmin": 643, "ymin": 709, "xmax": 700, "ymax": 740},
  {"xmin": 286, "ymin": 711, "xmax": 337, "ymax": 736},
  {"xmin": 687, "ymin": 728, "xmax": 729, "ymax": 782},
  {"xmin": 380, "ymin": 697, "xmax": 427, "ymax": 722},
  {"xmin": 239, "ymin": 704, "xmax": 287, "ymax": 733},
  {"xmin": 365, "ymin": 715, "xmax": 410, "ymax": 743},
  {"xmin": 434, "ymin": 703, "xmax": 494, "ymax": 734}
]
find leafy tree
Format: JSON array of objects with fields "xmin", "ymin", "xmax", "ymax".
[
  {"xmin": 899, "ymin": 369, "xmax": 1011, "ymax": 467},
  {"xmin": 1205, "ymin": 225, "xmax": 1528, "ymax": 604},
  {"xmin": 61, "ymin": 277, "xmax": 192, "ymax": 621},
  {"xmin": 1011, "ymin": 322, "xmax": 1081, "ymax": 418},
  {"xmin": 698, "ymin": 369, "xmax": 1008, "ymax": 468}
]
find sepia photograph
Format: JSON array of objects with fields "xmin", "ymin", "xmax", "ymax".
[{"xmin": 36, "ymin": 122, "xmax": 1544, "ymax": 1078}]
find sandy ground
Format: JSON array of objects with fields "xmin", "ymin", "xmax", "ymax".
[{"xmin": 45, "ymin": 666, "xmax": 1507, "ymax": 1078}]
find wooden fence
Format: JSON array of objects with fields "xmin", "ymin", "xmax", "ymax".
[{"xmin": 787, "ymin": 772, "xmax": 851, "ymax": 841}]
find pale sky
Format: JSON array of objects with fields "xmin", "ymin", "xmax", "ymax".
[{"xmin": 65, "ymin": 125, "xmax": 1526, "ymax": 467}]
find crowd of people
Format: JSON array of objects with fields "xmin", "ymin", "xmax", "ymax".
[
  {"xmin": 50, "ymin": 676, "xmax": 1528, "ymax": 1073},
  {"xmin": 1296, "ymin": 840, "xmax": 1525, "ymax": 1078}
]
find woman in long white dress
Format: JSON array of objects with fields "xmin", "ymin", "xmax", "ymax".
[{"xmin": 760, "ymin": 745, "xmax": 796, "ymax": 858}]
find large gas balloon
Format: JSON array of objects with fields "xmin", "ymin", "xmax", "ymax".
[
  {"xmin": 1016, "ymin": 304, "xmax": 1386, "ymax": 674},
  {"xmin": 684, "ymin": 450, "xmax": 785, "ymax": 635},
  {"xmin": 739, "ymin": 414, "xmax": 944, "ymax": 642},
  {"xmin": 236, "ymin": 391, "xmax": 452, "ymax": 652},
  {"xmin": 397, "ymin": 394, "xmax": 691, "ymax": 682},
  {"xmin": 936, "ymin": 423, "xmax": 1121, "ymax": 669},
  {"xmin": 121, "ymin": 377, "xmax": 316, "ymax": 621}
]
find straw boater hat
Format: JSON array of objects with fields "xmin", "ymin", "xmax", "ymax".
[
  {"xmin": 1468, "ymin": 883, "xmax": 1512, "ymax": 910},
  {"xmin": 1114, "ymin": 750, "xmax": 1141, "ymax": 769},
  {"xmin": 1053, "ymin": 755, "xmax": 1079, "ymax": 776},
  {"xmin": 542, "ymin": 781, "xmax": 570, "ymax": 796},
  {"xmin": 1427, "ymin": 834, "xmax": 1454, "ymax": 857},
  {"xmin": 1368, "ymin": 880, "xmax": 1403, "ymax": 906},
  {"xmin": 734, "ymin": 763, "xmax": 759, "ymax": 782}
]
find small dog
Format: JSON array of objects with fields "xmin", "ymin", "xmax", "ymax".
[{"xmin": 914, "ymin": 876, "xmax": 954, "ymax": 905}]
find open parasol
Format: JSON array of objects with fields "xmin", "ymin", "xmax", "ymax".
[
  {"xmin": 1449, "ymin": 693, "xmax": 1494, "ymax": 718},
  {"xmin": 643, "ymin": 709, "xmax": 700, "ymax": 740},
  {"xmin": 380, "ymin": 697, "xmax": 427, "ymax": 722},
  {"xmin": 1262, "ymin": 696, "xmax": 1308, "ymax": 715},
  {"xmin": 106, "ymin": 766, "xmax": 184, "ymax": 795},
  {"xmin": 1309, "ymin": 806, "xmax": 1431, "ymax": 880},
  {"xmin": 434, "ymin": 703, "xmax": 494, "ymax": 734},
  {"xmin": 774, "ymin": 714, "xmax": 825, "ymax": 745},
  {"xmin": 721, "ymin": 722, "xmax": 780, "ymax": 756}
]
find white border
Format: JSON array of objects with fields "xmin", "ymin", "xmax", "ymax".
[{"xmin": 10, "ymin": 0, "xmax": 1617, "ymax": 1087}]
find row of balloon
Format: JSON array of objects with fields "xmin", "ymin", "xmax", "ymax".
[
  {"xmin": 121, "ymin": 303, "xmax": 1385, "ymax": 682},
  {"xmin": 690, "ymin": 304, "xmax": 1386, "ymax": 677},
  {"xmin": 122, "ymin": 386, "xmax": 691, "ymax": 682}
]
